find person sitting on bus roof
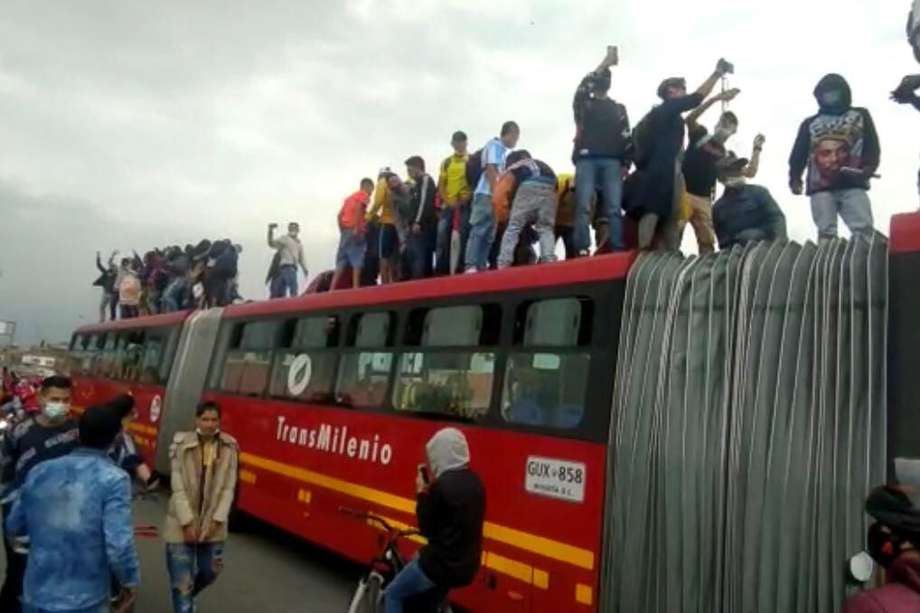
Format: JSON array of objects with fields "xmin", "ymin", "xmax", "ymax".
[
  {"xmin": 267, "ymin": 221, "xmax": 309, "ymax": 298},
  {"xmin": 712, "ymin": 152, "xmax": 788, "ymax": 250},
  {"xmin": 404, "ymin": 156, "xmax": 438, "ymax": 280},
  {"xmin": 383, "ymin": 428, "xmax": 485, "ymax": 613},
  {"xmin": 332, "ymin": 178, "xmax": 375, "ymax": 291}
]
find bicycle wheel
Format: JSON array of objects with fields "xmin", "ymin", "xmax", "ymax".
[{"xmin": 347, "ymin": 574, "xmax": 384, "ymax": 613}]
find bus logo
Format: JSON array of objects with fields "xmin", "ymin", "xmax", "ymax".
[
  {"xmin": 150, "ymin": 395, "xmax": 162, "ymax": 423},
  {"xmin": 287, "ymin": 354, "xmax": 313, "ymax": 397},
  {"xmin": 525, "ymin": 456, "xmax": 586, "ymax": 503}
]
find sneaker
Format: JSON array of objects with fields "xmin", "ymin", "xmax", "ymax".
[
  {"xmin": 577, "ymin": 249, "xmax": 590, "ymax": 257},
  {"xmin": 464, "ymin": 267, "xmax": 478, "ymax": 274}
]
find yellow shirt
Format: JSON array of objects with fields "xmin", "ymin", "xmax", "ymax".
[
  {"xmin": 555, "ymin": 173, "xmax": 578, "ymax": 227},
  {"xmin": 438, "ymin": 154, "xmax": 471, "ymax": 207},
  {"xmin": 366, "ymin": 177, "xmax": 396, "ymax": 225}
]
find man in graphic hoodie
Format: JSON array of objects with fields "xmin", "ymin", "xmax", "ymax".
[{"xmin": 789, "ymin": 73, "xmax": 880, "ymax": 241}]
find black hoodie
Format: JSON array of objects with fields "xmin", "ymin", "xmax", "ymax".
[{"xmin": 788, "ymin": 74, "xmax": 880, "ymax": 195}]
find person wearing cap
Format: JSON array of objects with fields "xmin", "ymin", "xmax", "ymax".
[
  {"xmin": 332, "ymin": 178, "xmax": 375, "ymax": 290},
  {"xmin": 404, "ymin": 156, "xmax": 438, "ymax": 280},
  {"xmin": 626, "ymin": 59, "xmax": 734, "ymax": 250},
  {"xmin": 572, "ymin": 46, "xmax": 632, "ymax": 255},
  {"xmin": 711, "ymin": 152, "xmax": 787, "ymax": 250},
  {"xmin": 6, "ymin": 405, "xmax": 140, "ymax": 613},
  {"xmin": 383, "ymin": 428, "xmax": 485, "ymax": 613},
  {"xmin": 436, "ymin": 132, "xmax": 472, "ymax": 275},
  {"xmin": 843, "ymin": 485, "xmax": 920, "ymax": 611},
  {"xmin": 266, "ymin": 221, "xmax": 308, "ymax": 298},
  {"xmin": 366, "ymin": 168, "xmax": 400, "ymax": 284}
]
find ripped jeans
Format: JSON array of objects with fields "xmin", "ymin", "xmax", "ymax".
[{"xmin": 165, "ymin": 542, "xmax": 224, "ymax": 613}]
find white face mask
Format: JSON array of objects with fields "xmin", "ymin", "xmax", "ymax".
[
  {"xmin": 42, "ymin": 401, "xmax": 70, "ymax": 421},
  {"xmin": 723, "ymin": 176, "xmax": 746, "ymax": 188},
  {"xmin": 196, "ymin": 427, "xmax": 219, "ymax": 437}
]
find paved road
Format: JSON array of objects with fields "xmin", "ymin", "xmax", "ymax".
[{"xmin": 1, "ymin": 494, "xmax": 359, "ymax": 612}]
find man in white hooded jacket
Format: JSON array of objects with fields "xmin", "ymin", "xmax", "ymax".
[{"xmin": 383, "ymin": 428, "xmax": 485, "ymax": 613}]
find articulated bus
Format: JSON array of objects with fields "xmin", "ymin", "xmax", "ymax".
[
  {"xmin": 68, "ymin": 213, "xmax": 920, "ymax": 612},
  {"xmin": 71, "ymin": 253, "xmax": 630, "ymax": 612}
]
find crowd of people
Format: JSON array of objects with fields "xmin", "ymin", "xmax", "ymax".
[
  {"xmin": 92, "ymin": 239, "xmax": 243, "ymax": 322},
  {"xmin": 256, "ymin": 41, "xmax": 920, "ymax": 295}
]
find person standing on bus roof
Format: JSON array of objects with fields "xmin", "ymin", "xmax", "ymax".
[
  {"xmin": 788, "ymin": 73, "xmax": 880, "ymax": 241},
  {"xmin": 404, "ymin": 156, "xmax": 437, "ymax": 280},
  {"xmin": 267, "ymin": 221, "xmax": 309, "ymax": 298},
  {"xmin": 572, "ymin": 45, "xmax": 631, "ymax": 255},
  {"xmin": 0, "ymin": 375, "xmax": 79, "ymax": 613},
  {"xmin": 332, "ymin": 178, "xmax": 375, "ymax": 290},
  {"xmin": 464, "ymin": 121, "xmax": 520, "ymax": 273},
  {"xmin": 5, "ymin": 405, "xmax": 140, "ymax": 613},
  {"xmin": 366, "ymin": 168, "xmax": 400, "ymax": 284},
  {"xmin": 497, "ymin": 150, "xmax": 558, "ymax": 268},
  {"xmin": 436, "ymin": 131, "xmax": 472, "ymax": 275},
  {"xmin": 383, "ymin": 428, "xmax": 486, "ymax": 613},
  {"xmin": 92, "ymin": 250, "xmax": 119, "ymax": 322},
  {"xmin": 164, "ymin": 401, "xmax": 239, "ymax": 613}
]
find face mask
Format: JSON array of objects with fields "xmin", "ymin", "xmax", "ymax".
[
  {"xmin": 867, "ymin": 522, "xmax": 904, "ymax": 569},
  {"xmin": 723, "ymin": 176, "xmax": 746, "ymax": 188},
  {"xmin": 821, "ymin": 90, "xmax": 843, "ymax": 107},
  {"xmin": 42, "ymin": 402, "xmax": 69, "ymax": 421},
  {"xmin": 196, "ymin": 427, "xmax": 219, "ymax": 437}
]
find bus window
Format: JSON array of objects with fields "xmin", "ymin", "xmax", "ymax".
[
  {"xmin": 138, "ymin": 327, "xmax": 177, "ymax": 385},
  {"xmin": 393, "ymin": 305, "xmax": 500, "ymax": 420},
  {"xmin": 335, "ymin": 312, "xmax": 393, "ymax": 409},
  {"xmin": 269, "ymin": 316, "xmax": 339, "ymax": 403},
  {"xmin": 117, "ymin": 330, "xmax": 145, "ymax": 382},
  {"xmin": 221, "ymin": 320, "xmax": 284, "ymax": 396},
  {"xmin": 502, "ymin": 298, "xmax": 592, "ymax": 429},
  {"xmin": 94, "ymin": 333, "xmax": 118, "ymax": 378}
]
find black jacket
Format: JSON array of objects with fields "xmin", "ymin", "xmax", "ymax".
[
  {"xmin": 416, "ymin": 468, "xmax": 486, "ymax": 588},
  {"xmin": 406, "ymin": 174, "xmax": 437, "ymax": 228},
  {"xmin": 92, "ymin": 254, "xmax": 116, "ymax": 293},
  {"xmin": 572, "ymin": 73, "xmax": 632, "ymax": 161},
  {"xmin": 788, "ymin": 73, "xmax": 880, "ymax": 195},
  {"xmin": 713, "ymin": 184, "xmax": 788, "ymax": 249}
]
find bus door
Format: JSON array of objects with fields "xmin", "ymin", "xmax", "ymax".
[{"xmin": 155, "ymin": 308, "xmax": 223, "ymax": 474}]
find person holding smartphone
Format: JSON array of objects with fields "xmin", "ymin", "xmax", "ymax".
[{"xmin": 383, "ymin": 428, "xmax": 486, "ymax": 613}]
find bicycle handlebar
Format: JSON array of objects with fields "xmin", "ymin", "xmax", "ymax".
[{"xmin": 338, "ymin": 506, "xmax": 420, "ymax": 539}]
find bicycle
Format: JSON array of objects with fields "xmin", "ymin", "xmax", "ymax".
[{"xmin": 341, "ymin": 507, "xmax": 452, "ymax": 613}]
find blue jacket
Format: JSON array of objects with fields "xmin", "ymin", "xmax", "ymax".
[
  {"xmin": 6, "ymin": 448, "xmax": 140, "ymax": 611},
  {"xmin": 712, "ymin": 184, "xmax": 788, "ymax": 250}
]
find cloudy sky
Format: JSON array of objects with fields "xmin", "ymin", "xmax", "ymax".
[{"xmin": 0, "ymin": 0, "xmax": 917, "ymax": 345}]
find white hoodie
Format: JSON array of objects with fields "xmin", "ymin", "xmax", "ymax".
[{"xmin": 425, "ymin": 428, "xmax": 470, "ymax": 478}]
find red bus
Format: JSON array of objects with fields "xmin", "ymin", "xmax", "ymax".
[
  {"xmin": 67, "ymin": 212, "xmax": 920, "ymax": 612},
  {"xmin": 70, "ymin": 253, "xmax": 631, "ymax": 612}
]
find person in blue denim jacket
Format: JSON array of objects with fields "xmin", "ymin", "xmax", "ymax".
[{"xmin": 5, "ymin": 405, "xmax": 140, "ymax": 613}]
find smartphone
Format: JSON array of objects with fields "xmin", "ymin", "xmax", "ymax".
[{"xmin": 417, "ymin": 463, "xmax": 431, "ymax": 485}]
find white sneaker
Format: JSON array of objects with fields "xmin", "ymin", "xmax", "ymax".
[{"xmin": 464, "ymin": 267, "xmax": 478, "ymax": 274}]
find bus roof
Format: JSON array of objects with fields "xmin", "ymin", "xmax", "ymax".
[
  {"xmin": 75, "ymin": 310, "xmax": 191, "ymax": 335},
  {"xmin": 222, "ymin": 251, "xmax": 636, "ymax": 321}
]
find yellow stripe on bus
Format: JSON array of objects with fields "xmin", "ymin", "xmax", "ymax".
[{"xmin": 239, "ymin": 451, "xmax": 595, "ymax": 572}]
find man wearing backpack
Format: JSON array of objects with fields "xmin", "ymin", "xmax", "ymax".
[
  {"xmin": 464, "ymin": 121, "xmax": 520, "ymax": 273},
  {"xmin": 627, "ymin": 59, "xmax": 734, "ymax": 250},
  {"xmin": 436, "ymin": 131, "xmax": 472, "ymax": 275},
  {"xmin": 572, "ymin": 46, "xmax": 631, "ymax": 255}
]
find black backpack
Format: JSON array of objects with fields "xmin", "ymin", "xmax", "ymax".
[{"xmin": 465, "ymin": 148, "xmax": 485, "ymax": 189}]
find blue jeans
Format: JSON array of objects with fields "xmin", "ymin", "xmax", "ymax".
[
  {"xmin": 166, "ymin": 542, "xmax": 224, "ymax": 613},
  {"xmin": 464, "ymin": 193, "xmax": 495, "ymax": 271},
  {"xmin": 575, "ymin": 157, "xmax": 624, "ymax": 252},
  {"xmin": 23, "ymin": 604, "xmax": 109, "ymax": 613},
  {"xmin": 809, "ymin": 189, "xmax": 873, "ymax": 240},
  {"xmin": 435, "ymin": 207, "xmax": 456, "ymax": 275},
  {"xmin": 271, "ymin": 265, "xmax": 298, "ymax": 298},
  {"xmin": 384, "ymin": 559, "xmax": 436, "ymax": 613}
]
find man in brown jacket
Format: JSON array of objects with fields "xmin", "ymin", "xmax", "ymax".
[{"xmin": 164, "ymin": 401, "xmax": 239, "ymax": 613}]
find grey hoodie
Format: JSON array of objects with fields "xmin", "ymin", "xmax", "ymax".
[{"xmin": 425, "ymin": 427, "xmax": 470, "ymax": 478}]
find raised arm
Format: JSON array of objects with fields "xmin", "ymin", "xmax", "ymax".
[
  {"xmin": 266, "ymin": 224, "xmax": 278, "ymax": 249},
  {"xmin": 96, "ymin": 252, "xmax": 107, "ymax": 274},
  {"xmin": 686, "ymin": 88, "xmax": 739, "ymax": 129},
  {"xmin": 694, "ymin": 59, "xmax": 733, "ymax": 100},
  {"xmin": 743, "ymin": 134, "xmax": 765, "ymax": 179},
  {"xmin": 574, "ymin": 46, "xmax": 619, "ymax": 123}
]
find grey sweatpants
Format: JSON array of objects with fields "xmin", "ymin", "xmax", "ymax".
[
  {"xmin": 498, "ymin": 181, "xmax": 557, "ymax": 268},
  {"xmin": 809, "ymin": 188, "xmax": 873, "ymax": 240}
]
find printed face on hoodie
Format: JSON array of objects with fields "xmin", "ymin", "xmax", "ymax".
[{"xmin": 814, "ymin": 137, "xmax": 850, "ymax": 180}]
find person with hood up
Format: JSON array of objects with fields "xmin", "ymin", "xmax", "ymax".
[
  {"xmin": 712, "ymin": 152, "xmax": 787, "ymax": 250},
  {"xmin": 843, "ymin": 485, "xmax": 920, "ymax": 612},
  {"xmin": 383, "ymin": 428, "xmax": 485, "ymax": 613},
  {"xmin": 789, "ymin": 73, "xmax": 880, "ymax": 241}
]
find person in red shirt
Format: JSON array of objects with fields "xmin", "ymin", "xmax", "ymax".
[
  {"xmin": 844, "ymin": 486, "xmax": 920, "ymax": 612},
  {"xmin": 332, "ymin": 178, "xmax": 375, "ymax": 290}
]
